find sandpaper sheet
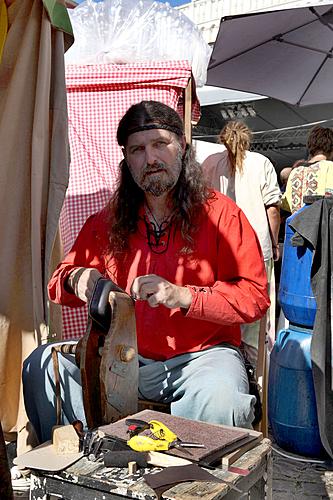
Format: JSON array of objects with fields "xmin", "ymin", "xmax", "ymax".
[{"xmin": 100, "ymin": 409, "xmax": 255, "ymax": 464}]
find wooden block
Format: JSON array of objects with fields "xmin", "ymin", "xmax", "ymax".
[
  {"xmin": 128, "ymin": 461, "xmax": 137, "ymax": 474},
  {"xmin": 52, "ymin": 425, "xmax": 80, "ymax": 455},
  {"xmin": 147, "ymin": 451, "xmax": 192, "ymax": 468},
  {"xmin": 221, "ymin": 435, "xmax": 263, "ymax": 469}
]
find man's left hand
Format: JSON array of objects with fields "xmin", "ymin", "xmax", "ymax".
[{"xmin": 131, "ymin": 274, "xmax": 192, "ymax": 310}]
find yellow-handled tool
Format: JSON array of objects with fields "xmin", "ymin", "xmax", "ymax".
[
  {"xmin": 125, "ymin": 418, "xmax": 205, "ymax": 452},
  {"xmin": 127, "ymin": 435, "xmax": 170, "ymax": 452},
  {"xmin": 148, "ymin": 420, "xmax": 178, "ymax": 442}
]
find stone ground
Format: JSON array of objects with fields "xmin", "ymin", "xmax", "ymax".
[
  {"xmin": 6, "ymin": 438, "xmax": 333, "ymax": 499},
  {"xmin": 271, "ymin": 441, "xmax": 333, "ymax": 499}
]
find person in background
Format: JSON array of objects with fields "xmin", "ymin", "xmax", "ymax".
[
  {"xmin": 22, "ymin": 102, "xmax": 270, "ymax": 443},
  {"xmin": 201, "ymin": 120, "xmax": 281, "ymax": 367},
  {"xmin": 280, "ymin": 126, "xmax": 333, "ymax": 213},
  {"xmin": 279, "ymin": 126, "xmax": 333, "ymax": 188}
]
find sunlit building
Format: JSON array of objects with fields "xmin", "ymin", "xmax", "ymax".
[
  {"xmin": 176, "ymin": 0, "xmax": 333, "ymax": 170},
  {"xmin": 177, "ymin": 0, "xmax": 333, "ymax": 43}
]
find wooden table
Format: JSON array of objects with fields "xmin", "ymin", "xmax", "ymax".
[{"xmin": 30, "ymin": 438, "xmax": 272, "ymax": 500}]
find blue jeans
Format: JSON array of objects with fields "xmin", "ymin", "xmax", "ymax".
[{"xmin": 23, "ymin": 341, "xmax": 255, "ymax": 443}]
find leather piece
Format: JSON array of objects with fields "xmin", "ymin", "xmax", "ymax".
[
  {"xmin": 89, "ymin": 278, "xmax": 126, "ymax": 331},
  {"xmin": 143, "ymin": 463, "xmax": 223, "ymax": 499}
]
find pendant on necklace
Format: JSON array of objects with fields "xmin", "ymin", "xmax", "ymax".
[
  {"xmin": 143, "ymin": 204, "xmax": 174, "ymax": 254},
  {"xmin": 144, "ymin": 203, "xmax": 172, "ymax": 226}
]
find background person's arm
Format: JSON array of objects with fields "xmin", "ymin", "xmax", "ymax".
[{"xmin": 266, "ymin": 204, "xmax": 281, "ymax": 261}]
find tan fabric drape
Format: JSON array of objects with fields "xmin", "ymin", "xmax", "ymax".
[{"xmin": 0, "ymin": 0, "xmax": 71, "ymax": 453}]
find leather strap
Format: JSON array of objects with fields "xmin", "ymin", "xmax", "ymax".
[
  {"xmin": 51, "ymin": 344, "xmax": 78, "ymax": 425},
  {"xmin": 51, "ymin": 347, "xmax": 61, "ymax": 426}
]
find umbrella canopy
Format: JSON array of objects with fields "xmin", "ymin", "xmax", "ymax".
[{"xmin": 207, "ymin": 4, "xmax": 333, "ymax": 106}]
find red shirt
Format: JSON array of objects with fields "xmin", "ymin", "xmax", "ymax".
[{"xmin": 48, "ymin": 191, "xmax": 269, "ymax": 360}]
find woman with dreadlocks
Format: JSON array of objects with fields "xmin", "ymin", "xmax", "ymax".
[
  {"xmin": 202, "ymin": 120, "xmax": 281, "ymax": 368},
  {"xmin": 23, "ymin": 103, "xmax": 269, "ymax": 443}
]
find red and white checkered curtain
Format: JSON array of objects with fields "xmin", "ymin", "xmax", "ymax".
[{"xmin": 60, "ymin": 60, "xmax": 200, "ymax": 339}]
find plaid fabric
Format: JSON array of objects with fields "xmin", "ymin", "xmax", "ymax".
[{"xmin": 60, "ymin": 60, "xmax": 200, "ymax": 339}]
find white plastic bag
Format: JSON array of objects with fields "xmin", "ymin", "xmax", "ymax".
[{"xmin": 66, "ymin": 0, "xmax": 212, "ymax": 87}]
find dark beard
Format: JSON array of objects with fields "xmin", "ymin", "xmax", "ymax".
[{"xmin": 141, "ymin": 174, "xmax": 177, "ymax": 197}]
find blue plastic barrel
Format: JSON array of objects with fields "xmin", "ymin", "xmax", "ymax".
[
  {"xmin": 268, "ymin": 326, "xmax": 324, "ymax": 457},
  {"xmin": 279, "ymin": 203, "xmax": 317, "ymax": 327}
]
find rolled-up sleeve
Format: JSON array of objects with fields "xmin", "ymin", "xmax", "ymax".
[
  {"xmin": 48, "ymin": 213, "xmax": 107, "ymax": 307},
  {"xmin": 262, "ymin": 158, "xmax": 282, "ymax": 207}
]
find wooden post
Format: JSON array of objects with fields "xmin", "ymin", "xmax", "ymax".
[
  {"xmin": 0, "ymin": 422, "xmax": 13, "ymax": 500},
  {"xmin": 184, "ymin": 77, "xmax": 192, "ymax": 144},
  {"xmin": 256, "ymin": 314, "xmax": 268, "ymax": 437}
]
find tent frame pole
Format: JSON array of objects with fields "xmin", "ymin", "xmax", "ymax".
[{"xmin": 184, "ymin": 77, "xmax": 192, "ymax": 144}]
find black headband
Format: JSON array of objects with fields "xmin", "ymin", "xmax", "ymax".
[{"xmin": 120, "ymin": 123, "xmax": 183, "ymax": 145}]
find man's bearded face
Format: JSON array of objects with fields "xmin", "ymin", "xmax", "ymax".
[{"xmin": 124, "ymin": 129, "xmax": 184, "ymax": 197}]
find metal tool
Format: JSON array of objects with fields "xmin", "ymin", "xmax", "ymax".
[
  {"xmin": 125, "ymin": 418, "xmax": 151, "ymax": 438},
  {"xmin": 125, "ymin": 419, "xmax": 205, "ymax": 453},
  {"xmin": 82, "ymin": 430, "xmax": 100, "ymax": 457},
  {"xmin": 81, "ymin": 431, "xmax": 131, "ymax": 461}
]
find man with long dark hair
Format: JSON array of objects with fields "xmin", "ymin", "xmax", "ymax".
[{"xmin": 24, "ymin": 101, "xmax": 269, "ymax": 442}]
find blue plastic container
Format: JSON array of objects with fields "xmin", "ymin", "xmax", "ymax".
[
  {"xmin": 279, "ymin": 204, "xmax": 317, "ymax": 327},
  {"xmin": 268, "ymin": 326, "xmax": 325, "ymax": 457}
]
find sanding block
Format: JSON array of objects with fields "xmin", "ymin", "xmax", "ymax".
[{"xmin": 52, "ymin": 424, "xmax": 80, "ymax": 454}]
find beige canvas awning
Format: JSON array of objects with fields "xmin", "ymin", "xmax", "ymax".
[{"xmin": 0, "ymin": 0, "xmax": 73, "ymax": 453}]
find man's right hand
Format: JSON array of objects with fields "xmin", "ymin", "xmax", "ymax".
[{"xmin": 66, "ymin": 268, "xmax": 103, "ymax": 303}]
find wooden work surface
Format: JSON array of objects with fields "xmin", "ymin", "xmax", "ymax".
[{"xmin": 30, "ymin": 438, "xmax": 272, "ymax": 500}]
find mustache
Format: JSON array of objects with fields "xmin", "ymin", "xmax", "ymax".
[{"xmin": 142, "ymin": 162, "xmax": 166, "ymax": 175}]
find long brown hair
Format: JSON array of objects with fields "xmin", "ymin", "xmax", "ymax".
[{"xmin": 219, "ymin": 120, "xmax": 252, "ymax": 174}]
